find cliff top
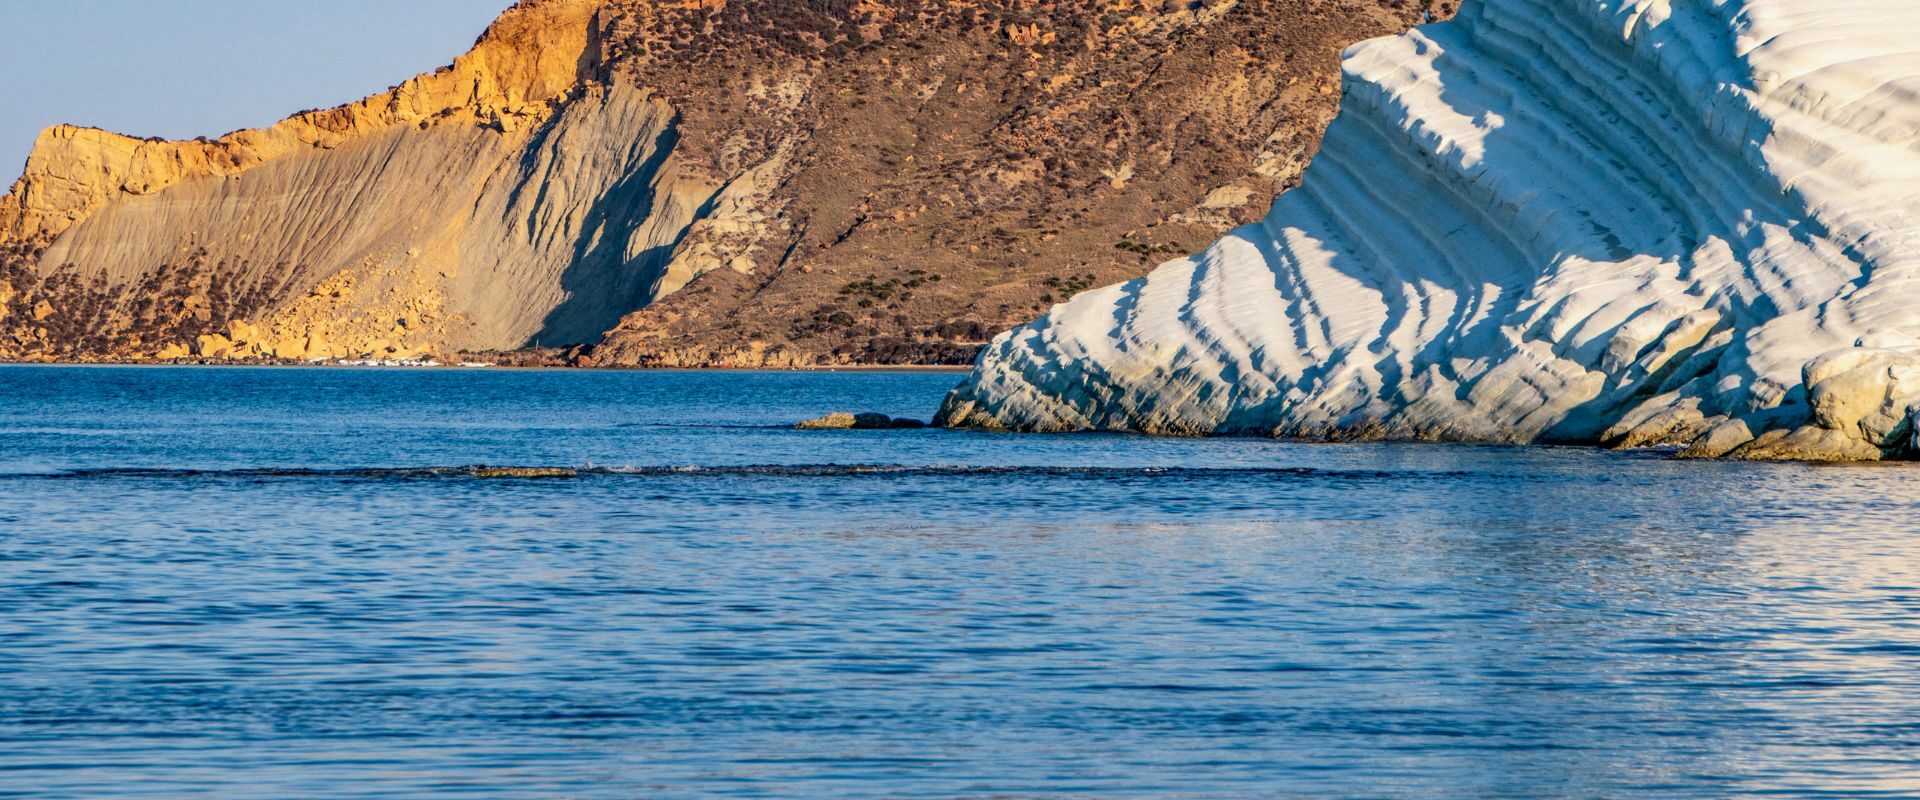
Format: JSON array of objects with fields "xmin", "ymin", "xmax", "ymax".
[{"xmin": 0, "ymin": 0, "xmax": 602, "ymax": 243}]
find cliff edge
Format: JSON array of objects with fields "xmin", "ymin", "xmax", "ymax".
[{"xmin": 0, "ymin": 0, "xmax": 1441, "ymax": 364}]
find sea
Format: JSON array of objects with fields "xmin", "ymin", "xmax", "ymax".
[{"xmin": 2, "ymin": 365, "xmax": 1918, "ymax": 799}]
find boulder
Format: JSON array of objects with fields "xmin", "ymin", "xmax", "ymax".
[
  {"xmin": 796, "ymin": 412, "xmax": 931, "ymax": 430},
  {"xmin": 194, "ymin": 333, "xmax": 235, "ymax": 359},
  {"xmin": 796, "ymin": 412, "xmax": 858, "ymax": 430}
]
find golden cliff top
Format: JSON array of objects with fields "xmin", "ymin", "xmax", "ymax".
[{"xmin": 0, "ymin": 0, "xmax": 602, "ymax": 242}]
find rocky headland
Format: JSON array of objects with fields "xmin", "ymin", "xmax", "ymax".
[
  {"xmin": 0, "ymin": 0, "xmax": 1443, "ymax": 367},
  {"xmin": 940, "ymin": 0, "xmax": 1920, "ymax": 461}
]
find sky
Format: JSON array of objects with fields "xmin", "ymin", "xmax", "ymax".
[{"xmin": 0, "ymin": 0, "xmax": 517, "ymax": 182}]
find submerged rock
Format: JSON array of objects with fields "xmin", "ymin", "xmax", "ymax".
[
  {"xmin": 470, "ymin": 467, "xmax": 579, "ymax": 479},
  {"xmin": 941, "ymin": 0, "xmax": 1920, "ymax": 462}
]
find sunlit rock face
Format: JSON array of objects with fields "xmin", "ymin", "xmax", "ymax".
[
  {"xmin": 1, "ymin": 0, "xmax": 1446, "ymax": 366},
  {"xmin": 0, "ymin": 0, "xmax": 710, "ymax": 360},
  {"xmin": 940, "ymin": 0, "xmax": 1920, "ymax": 461}
]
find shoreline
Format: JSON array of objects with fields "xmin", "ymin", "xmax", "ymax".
[
  {"xmin": 4, "ymin": 359, "xmax": 1907, "ymax": 464},
  {"xmin": 0, "ymin": 359, "xmax": 973, "ymax": 373}
]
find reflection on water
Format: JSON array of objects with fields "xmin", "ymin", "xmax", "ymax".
[{"xmin": 1, "ymin": 366, "xmax": 1918, "ymax": 798}]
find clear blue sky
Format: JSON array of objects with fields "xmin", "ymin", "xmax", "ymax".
[{"xmin": 0, "ymin": 0, "xmax": 516, "ymax": 182}]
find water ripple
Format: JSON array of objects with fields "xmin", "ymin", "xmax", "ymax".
[{"xmin": 2, "ymin": 366, "xmax": 1919, "ymax": 798}]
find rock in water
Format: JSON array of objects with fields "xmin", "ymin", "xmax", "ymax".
[
  {"xmin": 796, "ymin": 412, "xmax": 928, "ymax": 430},
  {"xmin": 470, "ymin": 467, "xmax": 580, "ymax": 479},
  {"xmin": 853, "ymin": 413, "xmax": 897, "ymax": 430},
  {"xmin": 941, "ymin": 0, "xmax": 1920, "ymax": 462},
  {"xmin": 797, "ymin": 412, "xmax": 860, "ymax": 430}
]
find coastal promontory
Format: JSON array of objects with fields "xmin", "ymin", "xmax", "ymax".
[
  {"xmin": 941, "ymin": 0, "xmax": 1920, "ymax": 461},
  {"xmin": 0, "ymin": 0, "xmax": 1442, "ymax": 367}
]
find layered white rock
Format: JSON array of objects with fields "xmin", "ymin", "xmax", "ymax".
[{"xmin": 940, "ymin": 0, "xmax": 1920, "ymax": 460}]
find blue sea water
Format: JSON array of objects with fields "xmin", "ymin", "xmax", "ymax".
[{"xmin": 2, "ymin": 365, "xmax": 1919, "ymax": 799}]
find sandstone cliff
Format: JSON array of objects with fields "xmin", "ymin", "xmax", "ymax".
[{"xmin": 0, "ymin": 0, "xmax": 1441, "ymax": 364}]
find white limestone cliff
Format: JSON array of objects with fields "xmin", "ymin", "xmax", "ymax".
[{"xmin": 939, "ymin": 0, "xmax": 1920, "ymax": 461}]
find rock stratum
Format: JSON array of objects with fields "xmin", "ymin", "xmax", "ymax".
[
  {"xmin": 941, "ymin": 0, "xmax": 1920, "ymax": 461},
  {"xmin": 0, "ymin": 0, "xmax": 1441, "ymax": 365}
]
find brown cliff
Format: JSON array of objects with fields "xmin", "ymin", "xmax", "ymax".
[{"xmin": 0, "ymin": 0, "xmax": 1446, "ymax": 365}]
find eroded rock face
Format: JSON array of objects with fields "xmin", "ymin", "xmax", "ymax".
[
  {"xmin": 0, "ymin": 0, "xmax": 1444, "ymax": 365},
  {"xmin": 590, "ymin": 0, "xmax": 1448, "ymax": 367},
  {"xmin": 1728, "ymin": 348, "xmax": 1920, "ymax": 461},
  {"xmin": 0, "ymin": 0, "xmax": 712, "ymax": 360},
  {"xmin": 940, "ymin": 0, "xmax": 1920, "ymax": 461},
  {"xmin": 2, "ymin": 0, "xmax": 602, "ymax": 244}
]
